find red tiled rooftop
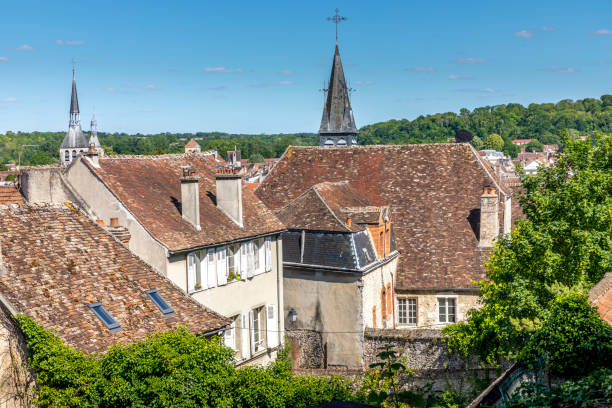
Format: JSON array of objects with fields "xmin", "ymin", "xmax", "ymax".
[
  {"xmin": 185, "ymin": 139, "xmax": 200, "ymax": 148},
  {"xmin": 82, "ymin": 153, "xmax": 284, "ymax": 252},
  {"xmin": 0, "ymin": 203, "xmax": 229, "ymax": 353},
  {"xmin": 257, "ymin": 144, "xmax": 508, "ymax": 289},
  {"xmin": 0, "ymin": 185, "xmax": 24, "ymax": 205},
  {"xmin": 590, "ymin": 273, "xmax": 612, "ymax": 326}
]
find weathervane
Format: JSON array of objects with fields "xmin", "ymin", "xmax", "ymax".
[{"xmin": 327, "ymin": 8, "xmax": 347, "ymax": 43}]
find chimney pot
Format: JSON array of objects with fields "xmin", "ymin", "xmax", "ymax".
[
  {"xmin": 110, "ymin": 218, "xmax": 119, "ymax": 228},
  {"xmin": 346, "ymin": 216, "xmax": 352, "ymax": 227},
  {"xmin": 96, "ymin": 219, "xmax": 105, "ymax": 227}
]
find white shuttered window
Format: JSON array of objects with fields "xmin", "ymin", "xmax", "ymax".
[
  {"xmin": 187, "ymin": 252, "xmax": 197, "ymax": 292},
  {"xmin": 217, "ymin": 247, "xmax": 227, "ymax": 285},
  {"xmin": 224, "ymin": 319, "xmax": 236, "ymax": 350},
  {"xmin": 240, "ymin": 242, "xmax": 248, "ymax": 280},
  {"xmin": 240, "ymin": 314, "xmax": 250, "ymax": 359},
  {"xmin": 247, "ymin": 241, "xmax": 254, "ymax": 278},
  {"xmin": 266, "ymin": 304, "xmax": 278, "ymax": 348},
  {"xmin": 207, "ymin": 249, "xmax": 216, "ymax": 288},
  {"xmin": 198, "ymin": 249, "xmax": 208, "ymax": 289},
  {"xmin": 265, "ymin": 237, "xmax": 272, "ymax": 272}
]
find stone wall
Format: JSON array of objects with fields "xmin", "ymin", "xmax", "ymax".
[
  {"xmin": 285, "ymin": 329, "xmax": 324, "ymax": 369},
  {"xmin": 394, "ymin": 290, "xmax": 480, "ymax": 329}
]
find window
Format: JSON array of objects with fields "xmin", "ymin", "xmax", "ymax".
[
  {"xmin": 146, "ymin": 289, "xmax": 174, "ymax": 316},
  {"xmin": 247, "ymin": 241, "xmax": 255, "ymax": 278},
  {"xmin": 72, "ymin": 150, "xmax": 76, "ymax": 159},
  {"xmin": 240, "ymin": 242, "xmax": 248, "ymax": 279},
  {"xmin": 253, "ymin": 239, "xmax": 261, "ymax": 273},
  {"xmin": 217, "ymin": 247, "xmax": 227, "ymax": 285},
  {"xmin": 64, "ymin": 150, "xmax": 69, "ymax": 161},
  {"xmin": 386, "ymin": 283, "xmax": 393, "ymax": 316},
  {"xmin": 372, "ymin": 306, "xmax": 377, "ymax": 328},
  {"xmin": 398, "ymin": 298, "xmax": 417, "ymax": 325},
  {"xmin": 381, "ymin": 288, "xmax": 387, "ymax": 320},
  {"xmin": 188, "ymin": 250, "xmax": 210, "ymax": 292},
  {"xmin": 88, "ymin": 302, "xmax": 120, "ymax": 332},
  {"xmin": 249, "ymin": 306, "xmax": 265, "ymax": 354},
  {"xmin": 224, "ymin": 316, "xmax": 237, "ymax": 351},
  {"xmin": 438, "ymin": 297, "xmax": 456, "ymax": 323},
  {"xmin": 265, "ymin": 237, "xmax": 272, "ymax": 271},
  {"xmin": 227, "ymin": 244, "xmax": 240, "ymax": 280}
]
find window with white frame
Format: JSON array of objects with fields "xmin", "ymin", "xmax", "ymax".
[
  {"xmin": 265, "ymin": 237, "xmax": 272, "ymax": 272},
  {"xmin": 398, "ymin": 298, "xmax": 417, "ymax": 325},
  {"xmin": 249, "ymin": 306, "xmax": 265, "ymax": 354},
  {"xmin": 216, "ymin": 246, "xmax": 227, "ymax": 285},
  {"xmin": 438, "ymin": 297, "xmax": 456, "ymax": 323},
  {"xmin": 227, "ymin": 244, "xmax": 241, "ymax": 280},
  {"xmin": 253, "ymin": 239, "xmax": 262, "ymax": 274},
  {"xmin": 224, "ymin": 316, "xmax": 237, "ymax": 351}
]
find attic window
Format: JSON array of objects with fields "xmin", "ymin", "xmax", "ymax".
[
  {"xmin": 146, "ymin": 289, "xmax": 175, "ymax": 316},
  {"xmin": 88, "ymin": 302, "xmax": 120, "ymax": 332}
]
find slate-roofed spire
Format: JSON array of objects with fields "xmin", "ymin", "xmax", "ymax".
[
  {"xmin": 60, "ymin": 69, "xmax": 89, "ymax": 151},
  {"xmin": 89, "ymin": 113, "xmax": 101, "ymax": 148},
  {"xmin": 319, "ymin": 45, "xmax": 358, "ymax": 146}
]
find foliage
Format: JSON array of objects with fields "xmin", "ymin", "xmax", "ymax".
[
  {"xmin": 17, "ymin": 316, "xmax": 354, "ymax": 407},
  {"xmin": 524, "ymin": 140, "xmax": 543, "ymax": 152},
  {"xmin": 501, "ymin": 368, "xmax": 612, "ymax": 408},
  {"xmin": 483, "ymin": 133, "xmax": 505, "ymax": 151},
  {"xmin": 250, "ymin": 153, "xmax": 265, "ymax": 163},
  {"xmin": 5, "ymin": 174, "xmax": 16, "ymax": 182},
  {"xmin": 444, "ymin": 132, "xmax": 612, "ymax": 367},
  {"xmin": 0, "ymin": 163, "xmax": 7, "ymax": 171},
  {"xmin": 520, "ymin": 291, "xmax": 612, "ymax": 379}
]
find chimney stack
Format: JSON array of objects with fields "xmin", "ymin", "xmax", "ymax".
[
  {"xmin": 216, "ymin": 166, "xmax": 243, "ymax": 227},
  {"xmin": 86, "ymin": 144, "xmax": 99, "ymax": 167},
  {"xmin": 180, "ymin": 165, "xmax": 201, "ymax": 231},
  {"xmin": 478, "ymin": 186, "xmax": 499, "ymax": 248}
]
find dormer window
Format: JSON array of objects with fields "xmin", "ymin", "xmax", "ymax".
[
  {"xmin": 146, "ymin": 289, "xmax": 175, "ymax": 316},
  {"xmin": 88, "ymin": 302, "xmax": 120, "ymax": 332}
]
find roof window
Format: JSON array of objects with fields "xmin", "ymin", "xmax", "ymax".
[
  {"xmin": 88, "ymin": 302, "xmax": 121, "ymax": 332},
  {"xmin": 146, "ymin": 289, "xmax": 175, "ymax": 316}
]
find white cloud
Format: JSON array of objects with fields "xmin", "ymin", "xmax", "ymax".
[
  {"xmin": 105, "ymin": 87, "xmax": 117, "ymax": 92},
  {"xmin": 539, "ymin": 67, "xmax": 576, "ymax": 73},
  {"xmin": 592, "ymin": 29, "xmax": 612, "ymax": 36},
  {"xmin": 448, "ymin": 74, "xmax": 473, "ymax": 80},
  {"xmin": 514, "ymin": 30, "xmax": 534, "ymax": 38},
  {"xmin": 56, "ymin": 40, "xmax": 85, "ymax": 45},
  {"xmin": 542, "ymin": 26, "xmax": 557, "ymax": 31},
  {"xmin": 250, "ymin": 81, "xmax": 295, "ymax": 88},
  {"xmin": 452, "ymin": 58, "xmax": 486, "ymax": 64},
  {"xmin": 280, "ymin": 70, "xmax": 293, "ymax": 75},
  {"xmin": 143, "ymin": 84, "xmax": 156, "ymax": 90},
  {"xmin": 410, "ymin": 67, "xmax": 435, "ymax": 72},
  {"xmin": 0, "ymin": 57, "xmax": 8, "ymax": 62},
  {"xmin": 204, "ymin": 67, "xmax": 244, "ymax": 73},
  {"xmin": 15, "ymin": 45, "xmax": 34, "ymax": 51},
  {"xmin": 355, "ymin": 81, "xmax": 374, "ymax": 85},
  {"xmin": 483, "ymin": 88, "xmax": 495, "ymax": 93},
  {"xmin": 2, "ymin": 97, "xmax": 17, "ymax": 103}
]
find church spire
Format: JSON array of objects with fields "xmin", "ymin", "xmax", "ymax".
[
  {"xmin": 89, "ymin": 113, "xmax": 101, "ymax": 148},
  {"xmin": 69, "ymin": 69, "xmax": 80, "ymax": 126},
  {"xmin": 318, "ymin": 44, "xmax": 358, "ymax": 146},
  {"xmin": 60, "ymin": 69, "xmax": 89, "ymax": 164}
]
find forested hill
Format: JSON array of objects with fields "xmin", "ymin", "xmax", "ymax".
[
  {"xmin": 2, "ymin": 95, "xmax": 611, "ymax": 166},
  {"xmin": 360, "ymin": 95, "xmax": 612, "ymax": 148}
]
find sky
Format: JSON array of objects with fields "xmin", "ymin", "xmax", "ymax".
[{"xmin": 0, "ymin": 0, "xmax": 611, "ymax": 134}]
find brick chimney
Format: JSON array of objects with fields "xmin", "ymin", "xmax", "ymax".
[
  {"xmin": 478, "ymin": 186, "xmax": 499, "ymax": 248},
  {"xmin": 105, "ymin": 218, "xmax": 131, "ymax": 245},
  {"xmin": 180, "ymin": 165, "xmax": 201, "ymax": 231},
  {"xmin": 216, "ymin": 166, "xmax": 243, "ymax": 227},
  {"xmin": 86, "ymin": 144, "xmax": 99, "ymax": 167}
]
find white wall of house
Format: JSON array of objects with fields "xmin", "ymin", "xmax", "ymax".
[{"xmin": 361, "ymin": 257, "xmax": 398, "ymax": 329}]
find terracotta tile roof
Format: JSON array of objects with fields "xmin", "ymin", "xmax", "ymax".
[
  {"xmin": 185, "ymin": 139, "xmax": 200, "ymax": 148},
  {"xmin": 257, "ymin": 144, "xmax": 507, "ymax": 289},
  {"xmin": 0, "ymin": 185, "xmax": 24, "ymax": 205},
  {"xmin": 277, "ymin": 181, "xmax": 387, "ymax": 233},
  {"xmin": 590, "ymin": 273, "xmax": 612, "ymax": 326},
  {"xmin": 82, "ymin": 153, "xmax": 284, "ymax": 252},
  {"xmin": 0, "ymin": 203, "xmax": 229, "ymax": 353}
]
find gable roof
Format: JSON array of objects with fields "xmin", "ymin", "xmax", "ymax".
[
  {"xmin": 0, "ymin": 185, "xmax": 24, "ymax": 205},
  {"xmin": 277, "ymin": 181, "xmax": 386, "ymax": 233},
  {"xmin": 185, "ymin": 139, "xmax": 200, "ymax": 148},
  {"xmin": 0, "ymin": 203, "xmax": 229, "ymax": 353},
  {"xmin": 590, "ymin": 273, "xmax": 612, "ymax": 326},
  {"xmin": 257, "ymin": 144, "xmax": 507, "ymax": 289},
  {"xmin": 81, "ymin": 152, "xmax": 284, "ymax": 252}
]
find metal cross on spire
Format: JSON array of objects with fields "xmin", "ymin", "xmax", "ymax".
[{"xmin": 327, "ymin": 8, "xmax": 347, "ymax": 43}]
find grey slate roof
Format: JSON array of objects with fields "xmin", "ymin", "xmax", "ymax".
[
  {"xmin": 319, "ymin": 45, "xmax": 358, "ymax": 135},
  {"xmin": 70, "ymin": 70, "xmax": 79, "ymax": 114}
]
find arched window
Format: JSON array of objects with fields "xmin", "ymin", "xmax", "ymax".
[
  {"xmin": 337, "ymin": 138, "xmax": 347, "ymax": 145},
  {"xmin": 72, "ymin": 150, "xmax": 77, "ymax": 159},
  {"xmin": 381, "ymin": 288, "xmax": 387, "ymax": 320},
  {"xmin": 64, "ymin": 150, "xmax": 69, "ymax": 161},
  {"xmin": 79, "ymin": 150, "xmax": 83, "ymax": 154}
]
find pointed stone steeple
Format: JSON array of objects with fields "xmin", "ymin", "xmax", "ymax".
[
  {"xmin": 89, "ymin": 114, "xmax": 101, "ymax": 148},
  {"xmin": 319, "ymin": 45, "xmax": 358, "ymax": 146},
  {"xmin": 60, "ymin": 69, "xmax": 90, "ymax": 165}
]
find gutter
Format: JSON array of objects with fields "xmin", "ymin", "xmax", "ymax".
[{"xmin": 284, "ymin": 251, "xmax": 399, "ymax": 275}]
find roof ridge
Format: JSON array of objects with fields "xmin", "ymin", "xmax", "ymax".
[
  {"xmin": 99, "ymin": 150, "xmax": 218, "ymax": 161},
  {"xmin": 312, "ymin": 185, "xmax": 352, "ymax": 232}
]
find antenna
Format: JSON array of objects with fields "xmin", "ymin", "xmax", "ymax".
[{"xmin": 326, "ymin": 8, "xmax": 347, "ymax": 43}]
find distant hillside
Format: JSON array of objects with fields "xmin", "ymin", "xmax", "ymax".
[
  {"xmin": 2, "ymin": 95, "xmax": 611, "ymax": 165},
  {"xmin": 360, "ymin": 95, "xmax": 612, "ymax": 154}
]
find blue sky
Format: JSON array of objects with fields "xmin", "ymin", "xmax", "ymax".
[{"xmin": 0, "ymin": 0, "xmax": 611, "ymax": 134}]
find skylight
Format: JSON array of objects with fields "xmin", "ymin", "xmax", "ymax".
[
  {"xmin": 146, "ymin": 289, "xmax": 175, "ymax": 316},
  {"xmin": 88, "ymin": 302, "xmax": 120, "ymax": 332}
]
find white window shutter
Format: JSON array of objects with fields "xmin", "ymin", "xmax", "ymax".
[
  {"xmin": 258, "ymin": 239, "xmax": 265, "ymax": 275},
  {"xmin": 247, "ymin": 241, "xmax": 254, "ymax": 278},
  {"xmin": 240, "ymin": 242, "xmax": 248, "ymax": 280},
  {"xmin": 224, "ymin": 321, "xmax": 235, "ymax": 350},
  {"xmin": 233, "ymin": 245, "xmax": 241, "ymax": 279},
  {"xmin": 207, "ymin": 249, "xmax": 216, "ymax": 288},
  {"xmin": 187, "ymin": 252, "xmax": 196, "ymax": 292},
  {"xmin": 265, "ymin": 237, "xmax": 272, "ymax": 272},
  {"xmin": 199, "ymin": 250, "xmax": 208, "ymax": 289},
  {"xmin": 266, "ymin": 304, "xmax": 278, "ymax": 348},
  {"xmin": 249, "ymin": 310, "xmax": 256, "ymax": 355},
  {"xmin": 217, "ymin": 247, "xmax": 227, "ymax": 285},
  {"xmin": 240, "ymin": 314, "xmax": 249, "ymax": 359}
]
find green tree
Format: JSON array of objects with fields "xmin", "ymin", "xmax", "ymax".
[
  {"xmin": 469, "ymin": 135, "xmax": 483, "ymax": 150},
  {"xmin": 250, "ymin": 153, "xmax": 265, "ymax": 163},
  {"xmin": 0, "ymin": 163, "xmax": 7, "ymax": 171},
  {"xmin": 524, "ymin": 140, "xmax": 544, "ymax": 152},
  {"xmin": 482, "ymin": 133, "xmax": 504, "ymax": 151},
  {"xmin": 444, "ymin": 132, "xmax": 612, "ymax": 366}
]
